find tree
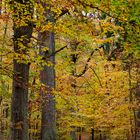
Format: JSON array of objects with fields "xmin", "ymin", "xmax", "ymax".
[
  {"xmin": 10, "ymin": 1, "xmax": 33, "ymax": 140},
  {"xmin": 37, "ymin": 2, "xmax": 56, "ymax": 139},
  {"xmin": 0, "ymin": 0, "xmax": 139, "ymax": 139}
]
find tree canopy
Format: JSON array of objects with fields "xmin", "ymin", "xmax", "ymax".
[{"xmin": 0, "ymin": 0, "xmax": 140, "ymax": 140}]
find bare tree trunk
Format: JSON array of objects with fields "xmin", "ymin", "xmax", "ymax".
[
  {"xmin": 128, "ymin": 62, "xmax": 137, "ymax": 140},
  {"xmin": 36, "ymin": 1, "xmax": 56, "ymax": 139},
  {"xmin": 11, "ymin": 62, "xmax": 30, "ymax": 140},
  {"xmin": 135, "ymin": 60, "xmax": 140, "ymax": 140},
  {"xmin": 91, "ymin": 128, "xmax": 94, "ymax": 140},
  {"xmin": 10, "ymin": 1, "xmax": 33, "ymax": 140},
  {"xmin": 70, "ymin": 44, "xmax": 78, "ymax": 140},
  {"xmin": 39, "ymin": 29, "xmax": 56, "ymax": 140}
]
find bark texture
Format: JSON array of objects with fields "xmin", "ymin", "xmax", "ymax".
[
  {"xmin": 39, "ymin": 30, "xmax": 56, "ymax": 140},
  {"xmin": 10, "ymin": 1, "xmax": 33, "ymax": 140},
  {"xmin": 135, "ymin": 61, "xmax": 140, "ymax": 140}
]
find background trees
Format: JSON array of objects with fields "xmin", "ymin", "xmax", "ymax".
[{"xmin": 0, "ymin": 0, "xmax": 139, "ymax": 140}]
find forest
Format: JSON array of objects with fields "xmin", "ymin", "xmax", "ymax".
[{"xmin": 0, "ymin": 0, "xmax": 140, "ymax": 140}]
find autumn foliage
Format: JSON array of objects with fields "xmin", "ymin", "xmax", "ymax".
[{"xmin": 0, "ymin": 0, "xmax": 140, "ymax": 140}]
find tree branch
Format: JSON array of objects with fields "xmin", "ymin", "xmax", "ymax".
[
  {"xmin": 47, "ymin": 45, "xmax": 67, "ymax": 58},
  {"xmin": 41, "ymin": 45, "xmax": 68, "ymax": 61},
  {"xmin": 90, "ymin": 67, "xmax": 103, "ymax": 88},
  {"xmin": 76, "ymin": 0, "xmax": 124, "ymax": 22},
  {"xmin": 75, "ymin": 48, "xmax": 98, "ymax": 77},
  {"xmin": 56, "ymin": 9, "xmax": 69, "ymax": 19}
]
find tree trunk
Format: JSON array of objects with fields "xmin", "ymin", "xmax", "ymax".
[
  {"xmin": 91, "ymin": 128, "xmax": 94, "ymax": 140},
  {"xmin": 10, "ymin": 1, "xmax": 33, "ymax": 140},
  {"xmin": 70, "ymin": 44, "xmax": 78, "ymax": 140},
  {"xmin": 128, "ymin": 62, "xmax": 137, "ymax": 140},
  {"xmin": 37, "ymin": 1, "xmax": 56, "ymax": 139},
  {"xmin": 135, "ymin": 60, "xmax": 140, "ymax": 140},
  {"xmin": 11, "ymin": 62, "xmax": 30, "ymax": 140},
  {"xmin": 39, "ymin": 30, "xmax": 56, "ymax": 140}
]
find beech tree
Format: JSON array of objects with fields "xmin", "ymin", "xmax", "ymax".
[
  {"xmin": 37, "ymin": 1, "xmax": 57, "ymax": 139},
  {"xmin": 10, "ymin": 0, "xmax": 33, "ymax": 140},
  {"xmin": 0, "ymin": 0, "xmax": 139, "ymax": 140}
]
